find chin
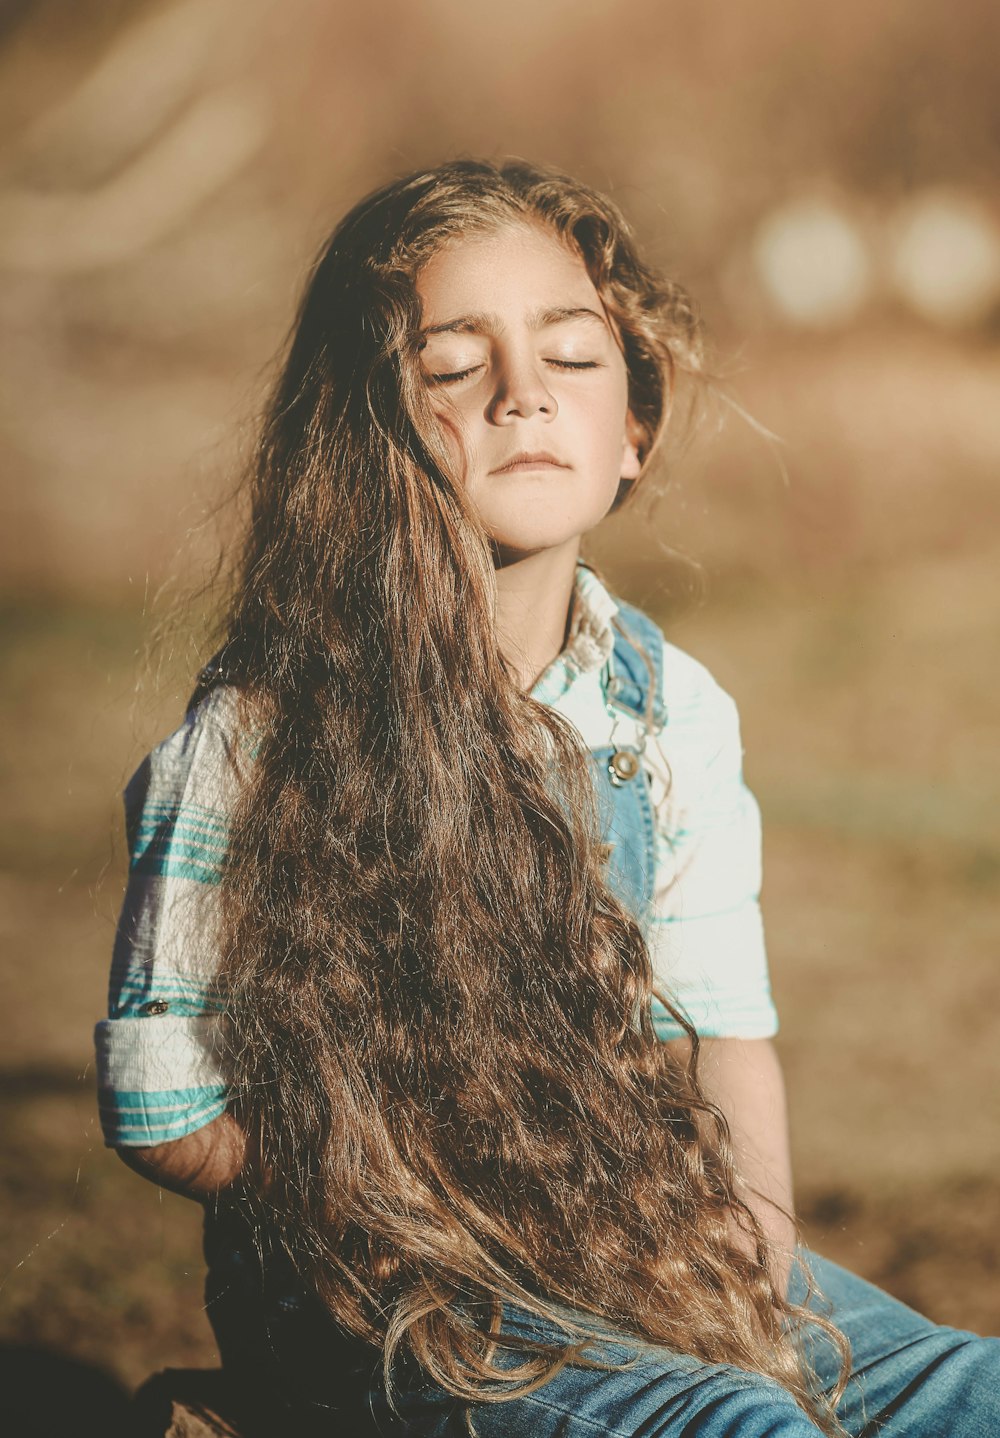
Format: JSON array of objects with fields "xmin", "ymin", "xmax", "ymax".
[
  {"xmin": 480, "ymin": 499, "xmax": 614, "ymax": 558},
  {"xmin": 485, "ymin": 521, "xmax": 588, "ymax": 557}
]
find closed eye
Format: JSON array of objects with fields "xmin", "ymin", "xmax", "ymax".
[
  {"xmin": 427, "ymin": 365, "xmax": 482, "ymax": 385},
  {"xmin": 427, "ymin": 359, "xmax": 600, "ymax": 385}
]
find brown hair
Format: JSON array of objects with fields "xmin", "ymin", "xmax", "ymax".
[{"xmin": 212, "ymin": 158, "xmax": 847, "ymax": 1430}]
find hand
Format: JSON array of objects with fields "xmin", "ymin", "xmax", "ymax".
[{"xmin": 116, "ymin": 1111, "xmax": 254, "ymax": 1204}]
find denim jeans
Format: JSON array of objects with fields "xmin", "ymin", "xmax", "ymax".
[{"xmin": 205, "ymin": 1223, "xmax": 1000, "ymax": 1437}]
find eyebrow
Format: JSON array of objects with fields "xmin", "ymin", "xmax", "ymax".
[{"xmin": 419, "ymin": 305, "xmax": 608, "ymax": 339}]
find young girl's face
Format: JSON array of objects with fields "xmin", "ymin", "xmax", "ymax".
[{"xmin": 415, "ymin": 222, "xmax": 642, "ymax": 561}]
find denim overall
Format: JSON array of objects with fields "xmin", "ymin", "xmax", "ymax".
[{"xmin": 586, "ymin": 596, "xmax": 666, "ymax": 935}]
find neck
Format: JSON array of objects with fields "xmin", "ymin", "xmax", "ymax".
[{"xmin": 491, "ymin": 538, "xmax": 581, "ymax": 693}]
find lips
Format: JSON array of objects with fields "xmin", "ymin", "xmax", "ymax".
[{"xmin": 489, "ymin": 450, "xmax": 569, "ymax": 473}]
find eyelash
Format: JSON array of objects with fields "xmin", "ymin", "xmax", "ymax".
[{"xmin": 428, "ymin": 360, "xmax": 600, "ymax": 386}]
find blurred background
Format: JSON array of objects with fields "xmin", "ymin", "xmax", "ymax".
[{"xmin": 1, "ymin": 0, "xmax": 998, "ymax": 1411}]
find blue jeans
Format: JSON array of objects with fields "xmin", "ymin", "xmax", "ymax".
[{"xmin": 206, "ymin": 1234, "xmax": 1000, "ymax": 1436}]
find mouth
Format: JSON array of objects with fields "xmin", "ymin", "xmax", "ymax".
[{"xmin": 489, "ymin": 450, "xmax": 570, "ymax": 474}]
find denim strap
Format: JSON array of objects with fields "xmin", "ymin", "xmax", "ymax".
[{"xmin": 588, "ymin": 599, "xmax": 667, "ymax": 929}]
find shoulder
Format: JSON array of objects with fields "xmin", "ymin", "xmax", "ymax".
[
  {"xmin": 651, "ymin": 642, "xmax": 746, "ymax": 804},
  {"xmin": 124, "ymin": 685, "xmax": 252, "ymax": 832},
  {"xmin": 611, "ymin": 595, "xmax": 741, "ymax": 746},
  {"xmin": 659, "ymin": 640, "xmax": 740, "ymax": 744}
]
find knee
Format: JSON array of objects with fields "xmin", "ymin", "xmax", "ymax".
[
  {"xmin": 944, "ymin": 1330, "xmax": 1000, "ymax": 1381},
  {"xmin": 847, "ymin": 1328, "xmax": 1000, "ymax": 1433},
  {"xmin": 635, "ymin": 1366, "xmax": 825, "ymax": 1438}
]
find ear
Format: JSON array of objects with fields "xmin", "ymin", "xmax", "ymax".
[{"xmin": 620, "ymin": 409, "xmax": 644, "ymax": 481}]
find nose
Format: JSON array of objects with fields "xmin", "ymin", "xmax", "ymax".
[{"xmin": 487, "ymin": 353, "xmax": 558, "ymax": 424}]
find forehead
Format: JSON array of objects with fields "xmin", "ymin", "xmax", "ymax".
[{"xmin": 415, "ymin": 222, "xmax": 602, "ymax": 325}]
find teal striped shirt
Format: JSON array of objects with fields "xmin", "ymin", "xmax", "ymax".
[{"xmin": 95, "ymin": 564, "xmax": 777, "ymax": 1147}]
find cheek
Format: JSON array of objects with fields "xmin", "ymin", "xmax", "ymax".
[
  {"xmin": 577, "ymin": 386, "xmax": 630, "ymax": 466},
  {"xmin": 429, "ymin": 402, "xmax": 477, "ymax": 485}
]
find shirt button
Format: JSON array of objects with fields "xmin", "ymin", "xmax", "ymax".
[{"xmin": 139, "ymin": 999, "xmax": 170, "ymax": 1015}]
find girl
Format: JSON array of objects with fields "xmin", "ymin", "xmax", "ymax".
[{"xmin": 95, "ymin": 159, "xmax": 998, "ymax": 1436}]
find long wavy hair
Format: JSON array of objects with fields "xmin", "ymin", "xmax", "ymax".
[{"xmin": 210, "ymin": 158, "xmax": 848, "ymax": 1431}]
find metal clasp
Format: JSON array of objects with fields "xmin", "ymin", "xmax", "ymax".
[{"xmin": 607, "ymin": 748, "xmax": 642, "ymax": 787}]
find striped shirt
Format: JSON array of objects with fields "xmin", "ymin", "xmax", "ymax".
[{"xmin": 95, "ymin": 563, "xmax": 777, "ymax": 1147}]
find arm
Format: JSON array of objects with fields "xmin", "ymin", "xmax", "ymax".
[
  {"xmin": 116, "ymin": 1110, "xmax": 253, "ymax": 1204},
  {"xmin": 97, "ymin": 693, "xmax": 245, "ymax": 1176},
  {"xmin": 665, "ymin": 1034, "xmax": 795, "ymax": 1293},
  {"xmin": 647, "ymin": 652, "xmax": 793, "ymax": 1282}
]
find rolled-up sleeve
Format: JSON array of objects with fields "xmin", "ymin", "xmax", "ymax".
[
  {"xmin": 94, "ymin": 1014, "xmax": 229, "ymax": 1146},
  {"xmin": 645, "ymin": 649, "xmax": 778, "ymax": 1043},
  {"xmin": 95, "ymin": 689, "xmax": 245, "ymax": 1147}
]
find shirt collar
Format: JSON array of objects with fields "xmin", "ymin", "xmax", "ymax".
[{"xmin": 531, "ymin": 562, "xmax": 619, "ymax": 707}]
